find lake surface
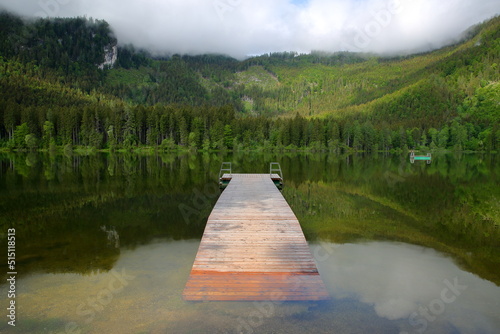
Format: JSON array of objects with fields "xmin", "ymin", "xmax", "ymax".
[{"xmin": 0, "ymin": 152, "xmax": 499, "ymax": 333}]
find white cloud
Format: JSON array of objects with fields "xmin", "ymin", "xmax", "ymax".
[{"xmin": 0, "ymin": 0, "xmax": 499, "ymax": 58}]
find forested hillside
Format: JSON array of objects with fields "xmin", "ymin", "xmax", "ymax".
[
  {"xmin": 0, "ymin": 12, "xmax": 117, "ymax": 91},
  {"xmin": 0, "ymin": 11, "xmax": 498, "ymax": 152}
]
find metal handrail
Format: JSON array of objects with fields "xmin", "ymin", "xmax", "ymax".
[
  {"xmin": 270, "ymin": 162, "xmax": 283, "ymax": 181},
  {"xmin": 219, "ymin": 162, "xmax": 232, "ymax": 179}
]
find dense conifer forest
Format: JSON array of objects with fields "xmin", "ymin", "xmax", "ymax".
[{"xmin": 0, "ymin": 11, "xmax": 498, "ymax": 152}]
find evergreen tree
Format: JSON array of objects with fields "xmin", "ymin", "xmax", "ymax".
[
  {"xmin": 224, "ymin": 124, "xmax": 234, "ymax": 149},
  {"xmin": 438, "ymin": 126, "xmax": 450, "ymax": 148},
  {"xmin": 210, "ymin": 120, "xmax": 224, "ymax": 149},
  {"xmin": 42, "ymin": 120, "xmax": 55, "ymax": 148}
]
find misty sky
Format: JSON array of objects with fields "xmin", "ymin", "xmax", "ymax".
[{"xmin": 1, "ymin": 0, "xmax": 499, "ymax": 58}]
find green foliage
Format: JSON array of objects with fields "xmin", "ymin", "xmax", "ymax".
[
  {"xmin": 224, "ymin": 125, "xmax": 233, "ymax": 149},
  {"xmin": 460, "ymin": 82, "xmax": 500, "ymax": 125},
  {"xmin": 116, "ymin": 45, "xmax": 151, "ymax": 69},
  {"xmin": 63, "ymin": 143, "xmax": 73, "ymax": 155},
  {"xmin": 42, "ymin": 121, "xmax": 55, "ymax": 148},
  {"xmin": 160, "ymin": 138, "xmax": 176, "ymax": 151},
  {"xmin": 14, "ymin": 123, "xmax": 29, "ymax": 149},
  {"xmin": 0, "ymin": 11, "xmax": 499, "ymax": 152},
  {"xmin": 209, "ymin": 120, "xmax": 225, "ymax": 150},
  {"xmin": 0, "ymin": 12, "xmax": 116, "ymax": 90},
  {"xmin": 25, "ymin": 133, "xmax": 38, "ymax": 150},
  {"xmin": 438, "ymin": 126, "xmax": 450, "ymax": 148}
]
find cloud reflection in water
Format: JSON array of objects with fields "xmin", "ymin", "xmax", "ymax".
[{"xmin": 313, "ymin": 241, "xmax": 500, "ymax": 332}]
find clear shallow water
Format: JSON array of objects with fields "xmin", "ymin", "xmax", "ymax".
[
  {"xmin": 1, "ymin": 240, "xmax": 498, "ymax": 333},
  {"xmin": 0, "ymin": 152, "xmax": 499, "ymax": 333}
]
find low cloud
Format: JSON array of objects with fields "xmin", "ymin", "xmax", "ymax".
[{"xmin": 1, "ymin": 0, "xmax": 499, "ymax": 58}]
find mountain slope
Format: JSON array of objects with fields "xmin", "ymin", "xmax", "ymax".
[
  {"xmin": 0, "ymin": 12, "xmax": 498, "ymax": 151},
  {"xmin": 0, "ymin": 12, "xmax": 117, "ymax": 91},
  {"xmin": 101, "ymin": 15, "xmax": 499, "ymax": 130}
]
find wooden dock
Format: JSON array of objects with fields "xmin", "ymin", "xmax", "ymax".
[{"xmin": 182, "ymin": 173, "xmax": 329, "ymax": 301}]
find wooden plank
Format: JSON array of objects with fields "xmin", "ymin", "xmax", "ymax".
[{"xmin": 183, "ymin": 174, "xmax": 329, "ymax": 301}]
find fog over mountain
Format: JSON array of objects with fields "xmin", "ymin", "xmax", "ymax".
[{"xmin": 1, "ymin": 0, "xmax": 499, "ymax": 58}]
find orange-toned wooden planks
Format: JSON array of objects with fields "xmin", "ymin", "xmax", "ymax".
[{"xmin": 182, "ymin": 174, "xmax": 329, "ymax": 301}]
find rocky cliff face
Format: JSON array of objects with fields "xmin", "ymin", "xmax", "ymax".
[{"xmin": 99, "ymin": 44, "xmax": 118, "ymax": 69}]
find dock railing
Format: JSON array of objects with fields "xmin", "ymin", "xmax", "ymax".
[
  {"xmin": 270, "ymin": 162, "xmax": 283, "ymax": 181},
  {"xmin": 270, "ymin": 162, "xmax": 283, "ymax": 189},
  {"xmin": 219, "ymin": 162, "xmax": 232, "ymax": 179},
  {"xmin": 218, "ymin": 162, "xmax": 232, "ymax": 189}
]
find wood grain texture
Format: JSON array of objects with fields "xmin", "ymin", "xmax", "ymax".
[{"xmin": 183, "ymin": 174, "xmax": 329, "ymax": 301}]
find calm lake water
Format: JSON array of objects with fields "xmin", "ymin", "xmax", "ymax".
[{"xmin": 0, "ymin": 152, "xmax": 499, "ymax": 334}]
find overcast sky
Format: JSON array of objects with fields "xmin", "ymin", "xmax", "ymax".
[{"xmin": 1, "ymin": 0, "xmax": 499, "ymax": 58}]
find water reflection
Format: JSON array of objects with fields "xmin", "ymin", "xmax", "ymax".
[
  {"xmin": 0, "ymin": 153, "xmax": 222, "ymax": 279},
  {"xmin": 0, "ymin": 152, "xmax": 499, "ymax": 282},
  {"xmin": 314, "ymin": 241, "xmax": 500, "ymax": 333},
  {"xmin": 0, "ymin": 152, "xmax": 498, "ymax": 333},
  {"xmin": 0, "ymin": 239, "xmax": 201, "ymax": 334},
  {"xmin": 1, "ymin": 238, "xmax": 498, "ymax": 333}
]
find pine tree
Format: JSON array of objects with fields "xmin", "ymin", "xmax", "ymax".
[
  {"xmin": 42, "ymin": 120, "xmax": 55, "ymax": 148},
  {"xmin": 224, "ymin": 124, "xmax": 234, "ymax": 149},
  {"xmin": 123, "ymin": 107, "xmax": 138, "ymax": 148},
  {"xmin": 438, "ymin": 126, "xmax": 449, "ymax": 148},
  {"xmin": 210, "ymin": 120, "xmax": 224, "ymax": 149}
]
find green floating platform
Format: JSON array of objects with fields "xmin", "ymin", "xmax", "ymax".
[{"xmin": 410, "ymin": 153, "xmax": 432, "ymax": 164}]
